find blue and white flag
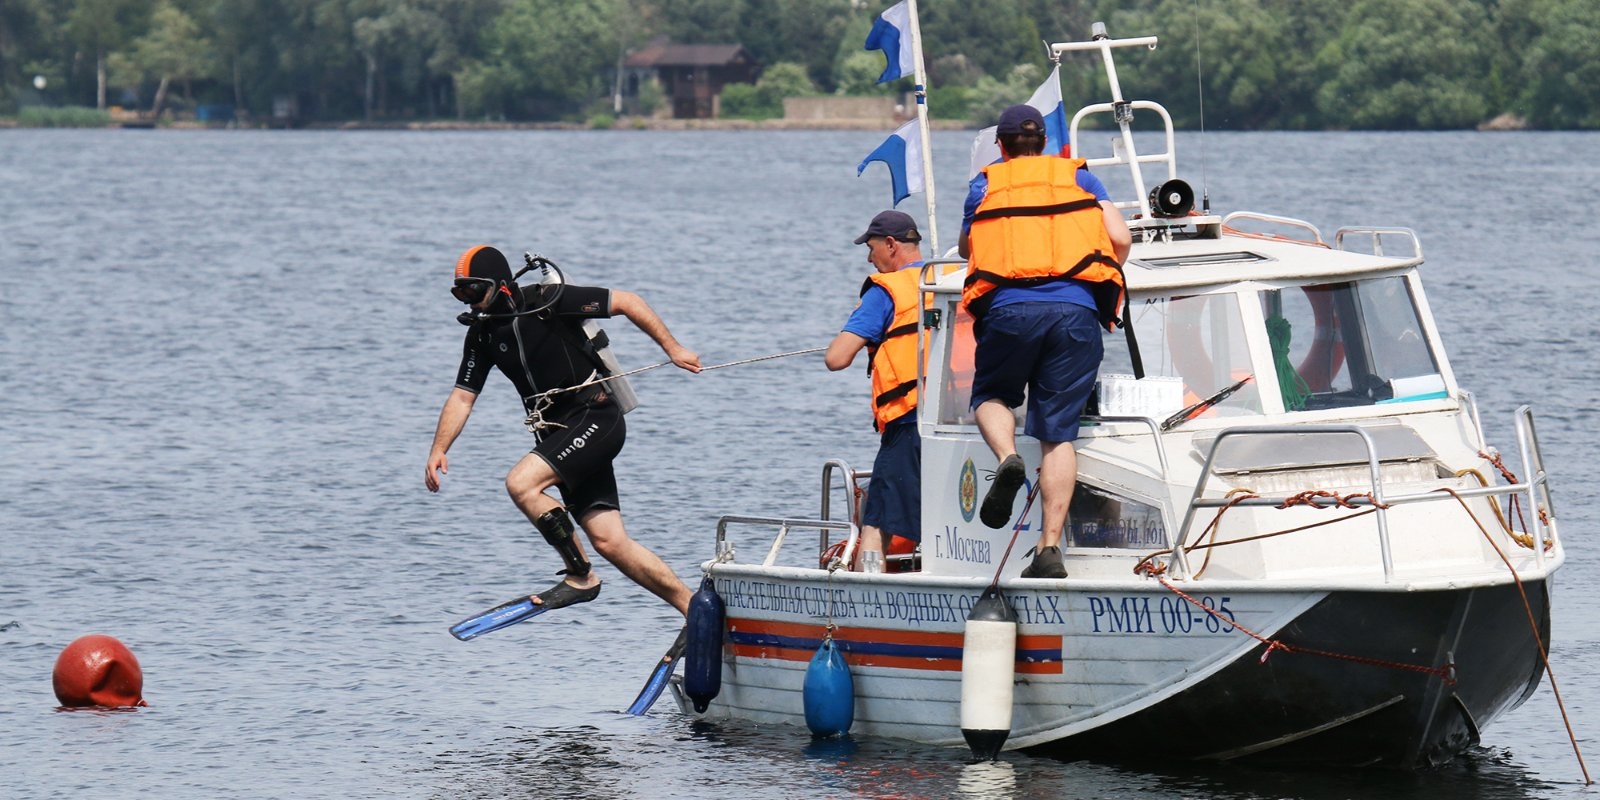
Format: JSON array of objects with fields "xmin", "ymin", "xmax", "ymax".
[
  {"xmin": 857, "ymin": 118, "xmax": 925, "ymax": 207},
  {"xmin": 969, "ymin": 64, "xmax": 1072, "ymax": 177},
  {"xmin": 864, "ymin": 1, "xmax": 916, "ymax": 84},
  {"xmin": 1029, "ymin": 64, "xmax": 1071, "ymax": 157}
]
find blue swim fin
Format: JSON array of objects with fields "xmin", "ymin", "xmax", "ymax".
[
  {"xmin": 450, "ymin": 582, "xmax": 601, "ymax": 641},
  {"xmin": 626, "ymin": 626, "xmax": 688, "ymax": 715}
]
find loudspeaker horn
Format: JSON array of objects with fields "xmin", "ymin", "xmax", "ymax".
[{"xmin": 1148, "ymin": 179, "xmax": 1195, "ymax": 218}]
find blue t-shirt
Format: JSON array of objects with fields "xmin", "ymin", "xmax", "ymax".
[
  {"xmin": 962, "ymin": 164, "xmax": 1110, "ymax": 312},
  {"xmin": 841, "ymin": 262, "xmax": 924, "ymax": 342}
]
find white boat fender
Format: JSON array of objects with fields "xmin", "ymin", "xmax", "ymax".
[
  {"xmin": 960, "ymin": 585, "xmax": 1018, "ymax": 760},
  {"xmin": 683, "ymin": 575, "xmax": 725, "ymax": 713},
  {"xmin": 803, "ymin": 634, "xmax": 854, "ymax": 736}
]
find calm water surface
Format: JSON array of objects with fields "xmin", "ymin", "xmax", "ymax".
[{"xmin": 2, "ymin": 128, "xmax": 1598, "ymax": 799}]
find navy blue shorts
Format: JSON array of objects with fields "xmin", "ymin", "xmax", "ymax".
[
  {"xmin": 532, "ymin": 403, "xmax": 624, "ymax": 517},
  {"xmin": 861, "ymin": 416, "xmax": 921, "ymax": 542},
  {"xmin": 970, "ymin": 302, "xmax": 1103, "ymax": 443}
]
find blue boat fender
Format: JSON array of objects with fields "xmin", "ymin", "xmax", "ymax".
[
  {"xmin": 960, "ymin": 584, "xmax": 1018, "ymax": 760},
  {"xmin": 803, "ymin": 636, "xmax": 854, "ymax": 736},
  {"xmin": 683, "ymin": 575, "xmax": 725, "ymax": 713}
]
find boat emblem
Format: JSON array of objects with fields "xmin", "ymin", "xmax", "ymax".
[{"xmin": 959, "ymin": 458, "xmax": 977, "ymax": 522}]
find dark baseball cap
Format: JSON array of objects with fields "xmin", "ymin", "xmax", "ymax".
[
  {"xmin": 996, "ymin": 104, "xmax": 1045, "ymax": 135},
  {"xmin": 853, "ymin": 210, "xmax": 923, "ymax": 244}
]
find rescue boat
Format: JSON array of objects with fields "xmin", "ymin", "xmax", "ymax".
[{"xmin": 669, "ymin": 25, "xmax": 1562, "ymax": 768}]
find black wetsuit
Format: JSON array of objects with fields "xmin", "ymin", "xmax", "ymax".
[{"xmin": 455, "ymin": 284, "xmax": 626, "ymax": 516}]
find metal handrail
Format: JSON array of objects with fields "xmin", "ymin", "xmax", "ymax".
[
  {"xmin": 1333, "ymin": 226, "xmax": 1423, "ymax": 260},
  {"xmin": 1514, "ymin": 405, "xmax": 1557, "ymax": 569},
  {"xmin": 1170, "ymin": 421, "xmax": 1556, "ymax": 582},
  {"xmin": 715, "ymin": 515, "xmax": 859, "ymax": 570},
  {"xmin": 1080, "ymin": 414, "xmax": 1172, "ymax": 478},
  {"xmin": 821, "ymin": 459, "xmax": 866, "ymax": 524},
  {"xmin": 1220, "ymin": 211, "xmax": 1326, "ymax": 245},
  {"xmin": 1171, "ymin": 425, "xmax": 1391, "ymax": 580},
  {"xmin": 1459, "ymin": 389, "xmax": 1487, "ymax": 450}
]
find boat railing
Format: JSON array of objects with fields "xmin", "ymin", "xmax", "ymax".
[
  {"xmin": 1514, "ymin": 404, "xmax": 1558, "ymax": 571},
  {"xmin": 1334, "ymin": 226, "xmax": 1423, "ymax": 260},
  {"xmin": 1081, "ymin": 414, "xmax": 1173, "ymax": 479},
  {"xmin": 715, "ymin": 515, "xmax": 859, "ymax": 571},
  {"xmin": 820, "ymin": 458, "xmax": 866, "ymax": 529},
  {"xmin": 1460, "ymin": 389, "xmax": 1487, "ymax": 451},
  {"xmin": 1170, "ymin": 419, "xmax": 1557, "ymax": 581},
  {"xmin": 1220, "ymin": 211, "xmax": 1326, "ymax": 245}
]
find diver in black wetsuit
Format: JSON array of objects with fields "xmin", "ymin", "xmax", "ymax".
[{"xmin": 425, "ymin": 245, "xmax": 701, "ymax": 617}]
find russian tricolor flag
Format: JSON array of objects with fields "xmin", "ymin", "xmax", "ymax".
[
  {"xmin": 864, "ymin": 1, "xmax": 916, "ymax": 84},
  {"xmin": 857, "ymin": 118, "xmax": 925, "ymax": 207},
  {"xmin": 968, "ymin": 65, "xmax": 1073, "ymax": 177}
]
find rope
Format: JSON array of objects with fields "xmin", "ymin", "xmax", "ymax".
[
  {"xmin": 989, "ymin": 469, "xmax": 1043, "ymax": 591},
  {"xmin": 1455, "ymin": 467, "xmax": 1551, "ymax": 551},
  {"xmin": 1133, "ymin": 565, "xmax": 1457, "ymax": 683},
  {"xmin": 1141, "ymin": 488, "xmax": 1388, "ymax": 580},
  {"xmin": 1132, "ymin": 476, "xmax": 1583, "ymax": 781},
  {"xmin": 1436, "ymin": 487, "xmax": 1589, "ymax": 784},
  {"xmin": 1265, "ymin": 315, "xmax": 1311, "ymax": 411},
  {"xmin": 523, "ymin": 346, "xmax": 826, "ymax": 433}
]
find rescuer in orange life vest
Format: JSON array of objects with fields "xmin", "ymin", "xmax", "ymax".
[
  {"xmin": 957, "ymin": 104, "xmax": 1132, "ymax": 578},
  {"xmin": 825, "ymin": 210, "xmax": 926, "ymax": 572}
]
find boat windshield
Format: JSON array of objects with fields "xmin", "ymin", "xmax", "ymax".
[
  {"xmin": 1260, "ymin": 276, "xmax": 1443, "ymax": 411},
  {"xmin": 933, "ymin": 275, "xmax": 1443, "ymax": 426},
  {"xmin": 937, "ymin": 293, "xmax": 1264, "ymax": 426},
  {"xmin": 1100, "ymin": 293, "xmax": 1263, "ymax": 419}
]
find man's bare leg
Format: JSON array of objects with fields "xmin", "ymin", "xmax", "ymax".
[
  {"xmin": 505, "ymin": 453, "xmax": 600, "ymax": 596},
  {"xmin": 975, "ymin": 399, "xmax": 1017, "ymax": 462},
  {"xmin": 579, "ymin": 508, "xmax": 692, "ymax": 616},
  {"xmin": 1037, "ymin": 440, "xmax": 1078, "ymax": 550}
]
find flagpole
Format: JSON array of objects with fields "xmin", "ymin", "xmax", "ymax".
[{"xmin": 905, "ymin": 0, "xmax": 939, "ymax": 255}]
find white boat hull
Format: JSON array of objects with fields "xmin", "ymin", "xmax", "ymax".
[{"xmin": 675, "ymin": 567, "xmax": 1551, "ymax": 767}]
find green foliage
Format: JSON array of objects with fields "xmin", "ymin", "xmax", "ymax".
[
  {"xmin": 759, "ymin": 62, "xmax": 817, "ymax": 99},
  {"xmin": 634, "ymin": 77, "xmax": 664, "ymax": 116},
  {"xmin": 17, "ymin": 105, "xmax": 112, "ymax": 127},
  {"xmin": 474, "ymin": 0, "xmax": 621, "ymax": 119},
  {"xmin": 721, "ymin": 61, "xmax": 815, "ymax": 119},
  {"xmin": 926, "ymin": 85, "xmax": 974, "ymax": 120},
  {"xmin": 718, "ymin": 83, "xmax": 770, "ymax": 118},
  {"xmin": 1313, "ymin": 0, "xmax": 1492, "ymax": 129},
  {"xmin": 920, "ymin": 0, "xmax": 1041, "ymax": 83},
  {"xmin": 966, "ymin": 63, "xmax": 1043, "ymax": 127},
  {"xmin": 835, "ymin": 51, "xmax": 897, "ymax": 96},
  {"xmin": 3, "ymin": 0, "xmax": 1599, "ymax": 127},
  {"xmin": 588, "ymin": 112, "xmax": 615, "ymax": 128},
  {"xmin": 1516, "ymin": 0, "xmax": 1600, "ymax": 128}
]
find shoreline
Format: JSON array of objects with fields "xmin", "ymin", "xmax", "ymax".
[
  {"xmin": 0, "ymin": 115, "xmax": 977, "ymax": 132},
  {"xmin": 0, "ymin": 115, "xmax": 1540, "ymax": 132}
]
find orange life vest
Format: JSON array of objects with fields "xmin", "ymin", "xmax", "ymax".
[
  {"xmin": 864, "ymin": 267, "xmax": 925, "ymax": 431},
  {"xmin": 962, "ymin": 155, "xmax": 1127, "ymax": 329}
]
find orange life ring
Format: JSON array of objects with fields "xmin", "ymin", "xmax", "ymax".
[
  {"xmin": 1166, "ymin": 288, "xmax": 1344, "ymax": 396},
  {"xmin": 1297, "ymin": 286, "xmax": 1344, "ymax": 392}
]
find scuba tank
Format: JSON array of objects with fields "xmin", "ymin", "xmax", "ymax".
[{"xmin": 527, "ymin": 254, "xmax": 639, "ymax": 415}]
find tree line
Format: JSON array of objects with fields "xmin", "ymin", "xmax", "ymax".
[{"xmin": 2, "ymin": 0, "xmax": 1596, "ymax": 128}]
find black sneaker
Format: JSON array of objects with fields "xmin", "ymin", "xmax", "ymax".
[
  {"xmin": 980, "ymin": 454, "xmax": 1026, "ymax": 529},
  {"xmin": 1021, "ymin": 546, "xmax": 1067, "ymax": 579}
]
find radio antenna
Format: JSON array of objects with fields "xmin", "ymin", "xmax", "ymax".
[{"xmin": 1191, "ymin": 0, "xmax": 1211, "ymax": 213}]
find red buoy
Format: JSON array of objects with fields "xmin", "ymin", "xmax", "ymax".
[{"xmin": 52, "ymin": 634, "xmax": 147, "ymax": 708}]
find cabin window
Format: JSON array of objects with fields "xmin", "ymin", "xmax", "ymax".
[
  {"xmin": 1260, "ymin": 277, "xmax": 1442, "ymax": 411},
  {"xmin": 1100, "ymin": 293, "xmax": 1263, "ymax": 420},
  {"xmin": 1067, "ymin": 483, "xmax": 1167, "ymax": 549},
  {"xmin": 937, "ymin": 301, "xmax": 979, "ymax": 425}
]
